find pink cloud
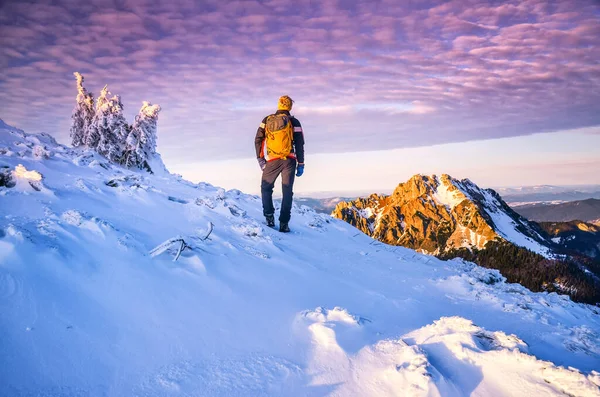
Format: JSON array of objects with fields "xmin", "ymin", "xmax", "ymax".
[
  {"xmin": 452, "ymin": 35, "xmax": 488, "ymax": 50},
  {"xmin": 0, "ymin": 0, "xmax": 598, "ymax": 162}
]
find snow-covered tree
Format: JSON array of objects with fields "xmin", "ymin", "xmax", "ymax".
[
  {"xmin": 96, "ymin": 94, "xmax": 129, "ymax": 163},
  {"xmin": 85, "ymin": 85, "xmax": 109, "ymax": 149},
  {"xmin": 69, "ymin": 72, "xmax": 94, "ymax": 147},
  {"xmin": 109, "ymin": 95, "xmax": 130, "ymax": 142},
  {"xmin": 124, "ymin": 101, "xmax": 161, "ymax": 170},
  {"xmin": 68, "ymin": 73, "xmax": 162, "ymax": 170},
  {"xmin": 86, "ymin": 86, "xmax": 130, "ymax": 162}
]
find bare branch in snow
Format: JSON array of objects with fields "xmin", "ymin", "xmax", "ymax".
[
  {"xmin": 174, "ymin": 240, "xmax": 189, "ymax": 262},
  {"xmin": 149, "ymin": 236, "xmax": 186, "ymax": 258},
  {"xmin": 150, "ymin": 222, "xmax": 214, "ymax": 261},
  {"xmin": 200, "ymin": 222, "xmax": 214, "ymax": 241}
]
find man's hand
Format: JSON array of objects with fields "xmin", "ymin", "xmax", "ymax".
[
  {"xmin": 296, "ymin": 164, "xmax": 304, "ymax": 177},
  {"xmin": 257, "ymin": 157, "xmax": 267, "ymax": 170}
]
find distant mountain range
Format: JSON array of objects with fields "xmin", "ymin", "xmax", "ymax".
[
  {"xmin": 513, "ymin": 199, "xmax": 600, "ymax": 223},
  {"xmin": 496, "ymin": 185, "xmax": 600, "ymax": 195},
  {"xmin": 294, "ymin": 197, "xmax": 353, "ymax": 213},
  {"xmin": 498, "ymin": 185, "xmax": 600, "ymax": 205},
  {"xmin": 330, "ymin": 174, "xmax": 600, "ymax": 304}
]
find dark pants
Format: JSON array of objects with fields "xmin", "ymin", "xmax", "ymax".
[{"xmin": 261, "ymin": 158, "xmax": 296, "ymax": 223}]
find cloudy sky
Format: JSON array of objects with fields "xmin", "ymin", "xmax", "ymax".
[{"xmin": 1, "ymin": 0, "xmax": 599, "ymax": 195}]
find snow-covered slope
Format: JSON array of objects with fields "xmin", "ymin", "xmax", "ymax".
[{"xmin": 1, "ymin": 122, "xmax": 600, "ymax": 396}]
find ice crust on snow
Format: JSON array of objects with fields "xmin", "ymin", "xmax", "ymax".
[{"xmin": 1, "ymin": 121, "xmax": 600, "ymax": 396}]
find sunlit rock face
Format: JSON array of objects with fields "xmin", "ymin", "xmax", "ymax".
[{"xmin": 333, "ymin": 174, "xmax": 549, "ymax": 255}]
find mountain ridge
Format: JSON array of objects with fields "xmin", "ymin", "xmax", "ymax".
[{"xmin": 515, "ymin": 198, "xmax": 600, "ymax": 222}]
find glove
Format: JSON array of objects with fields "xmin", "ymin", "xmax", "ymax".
[
  {"xmin": 296, "ymin": 164, "xmax": 304, "ymax": 177},
  {"xmin": 257, "ymin": 158, "xmax": 267, "ymax": 170}
]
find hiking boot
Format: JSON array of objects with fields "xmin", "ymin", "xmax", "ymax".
[
  {"xmin": 265, "ymin": 214, "xmax": 275, "ymax": 227},
  {"xmin": 279, "ymin": 222, "xmax": 290, "ymax": 233}
]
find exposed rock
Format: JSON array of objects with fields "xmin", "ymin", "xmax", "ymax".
[{"xmin": 0, "ymin": 166, "xmax": 15, "ymax": 188}]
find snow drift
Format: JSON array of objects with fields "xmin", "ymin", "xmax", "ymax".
[{"xmin": 1, "ymin": 120, "xmax": 599, "ymax": 396}]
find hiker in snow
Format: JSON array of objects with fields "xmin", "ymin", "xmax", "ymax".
[{"xmin": 255, "ymin": 95, "xmax": 305, "ymax": 233}]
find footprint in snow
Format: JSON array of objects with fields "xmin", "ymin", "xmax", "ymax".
[
  {"xmin": 0, "ymin": 271, "xmax": 20, "ymax": 299},
  {"xmin": 242, "ymin": 245, "xmax": 270, "ymax": 259},
  {"xmin": 230, "ymin": 223, "xmax": 272, "ymax": 243}
]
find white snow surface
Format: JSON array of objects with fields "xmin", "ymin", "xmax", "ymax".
[
  {"xmin": 433, "ymin": 176, "xmax": 466, "ymax": 210},
  {"xmin": 1, "ymin": 123, "xmax": 600, "ymax": 396},
  {"xmin": 477, "ymin": 188, "xmax": 552, "ymax": 256}
]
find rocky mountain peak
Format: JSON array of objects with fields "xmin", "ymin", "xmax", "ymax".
[
  {"xmin": 332, "ymin": 174, "xmax": 550, "ymax": 256},
  {"xmin": 389, "ymin": 174, "xmax": 471, "ymax": 209}
]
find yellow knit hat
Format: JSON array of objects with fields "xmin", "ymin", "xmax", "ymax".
[{"xmin": 278, "ymin": 95, "xmax": 294, "ymax": 111}]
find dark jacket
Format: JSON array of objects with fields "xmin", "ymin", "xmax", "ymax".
[{"xmin": 255, "ymin": 110, "xmax": 305, "ymax": 164}]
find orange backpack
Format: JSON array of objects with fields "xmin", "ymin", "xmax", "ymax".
[{"xmin": 265, "ymin": 113, "xmax": 293, "ymax": 160}]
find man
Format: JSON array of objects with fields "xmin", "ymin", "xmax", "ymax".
[{"xmin": 254, "ymin": 95, "xmax": 305, "ymax": 233}]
